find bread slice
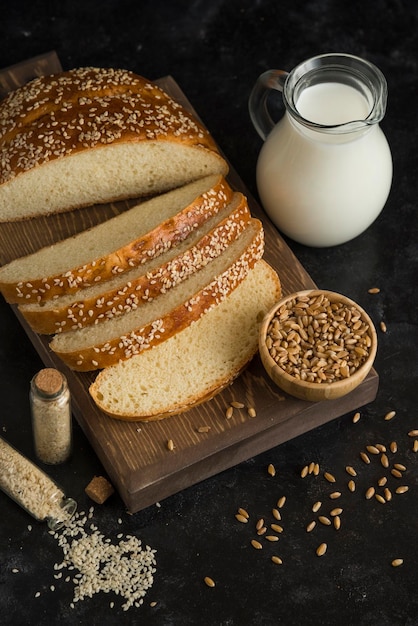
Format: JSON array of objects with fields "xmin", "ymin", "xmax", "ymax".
[
  {"xmin": 49, "ymin": 219, "xmax": 265, "ymax": 371},
  {"xmin": 0, "ymin": 67, "xmax": 228, "ymax": 221},
  {"xmin": 89, "ymin": 260, "xmax": 281, "ymax": 420},
  {"xmin": 19, "ymin": 192, "xmax": 251, "ymax": 334},
  {"xmin": 0, "ymin": 174, "xmax": 233, "ymax": 304}
]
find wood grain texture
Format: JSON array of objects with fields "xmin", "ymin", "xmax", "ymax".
[{"xmin": 0, "ymin": 67, "xmax": 378, "ymax": 512}]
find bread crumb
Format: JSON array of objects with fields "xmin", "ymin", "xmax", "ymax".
[{"xmin": 84, "ymin": 476, "xmax": 114, "ymax": 504}]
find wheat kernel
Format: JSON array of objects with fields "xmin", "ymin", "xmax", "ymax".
[
  {"xmin": 330, "ymin": 508, "xmax": 343, "ymax": 516},
  {"xmin": 277, "ymin": 496, "xmax": 286, "ymax": 508},
  {"xmin": 268, "ymin": 463, "xmax": 276, "ymax": 477},
  {"xmin": 352, "ymin": 411, "xmax": 361, "ymax": 423},
  {"xmin": 413, "ymin": 440, "xmax": 418, "ymax": 452},
  {"xmin": 391, "ymin": 469, "xmax": 403, "ymax": 479},
  {"xmin": 271, "ymin": 556, "xmax": 283, "ymax": 565},
  {"xmin": 380, "ymin": 320, "xmax": 387, "ymax": 333},
  {"xmin": 378, "ymin": 476, "xmax": 387, "ymax": 487},
  {"xmin": 348, "ymin": 479, "xmax": 356, "ymax": 492},
  {"xmin": 324, "ymin": 472, "xmax": 336, "ymax": 483},
  {"xmin": 408, "ymin": 429, "xmax": 418, "ymax": 437},
  {"xmin": 318, "ymin": 516, "xmax": 332, "ymax": 526},
  {"xmin": 346, "ymin": 466, "xmax": 357, "ymax": 477},
  {"xmin": 235, "ymin": 514, "xmax": 248, "ymax": 524},
  {"xmin": 375, "ymin": 494, "xmax": 386, "ymax": 504},
  {"xmin": 247, "ymin": 407, "xmax": 257, "ymax": 418},
  {"xmin": 225, "ymin": 406, "xmax": 233, "ymax": 419},
  {"xmin": 231, "ymin": 401, "xmax": 245, "ymax": 409},
  {"xmin": 384, "ymin": 410, "xmax": 396, "ymax": 421},
  {"xmin": 238, "ymin": 507, "xmax": 249, "ymax": 519},
  {"xmin": 272, "ymin": 508, "xmax": 281, "ymax": 521},
  {"xmin": 316, "ymin": 543, "xmax": 327, "ymax": 557},
  {"xmin": 368, "ymin": 287, "xmax": 380, "ymax": 294},
  {"xmin": 251, "ymin": 539, "xmax": 263, "ymax": 550},
  {"xmin": 204, "ymin": 576, "xmax": 216, "ymax": 587},
  {"xmin": 391, "ymin": 559, "xmax": 403, "ymax": 567},
  {"xmin": 395, "ymin": 486, "xmax": 409, "ymax": 494},
  {"xmin": 390, "ymin": 441, "xmax": 398, "ymax": 453},
  {"xmin": 271, "ymin": 523, "xmax": 283, "ymax": 533},
  {"xmin": 380, "ymin": 453, "xmax": 389, "ymax": 468},
  {"xmin": 306, "ymin": 520, "xmax": 316, "ymax": 532},
  {"xmin": 167, "ymin": 439, "xmax": 174, "ymax": 451},
  {"xmin": 366, "ymin": 487, "xmax": 375, "ymax": 499},
  {"xmin": 360, "ymin": 452, "xmax": 371, "ymax": 464},
  {"xmin": 312, "ymin": 501, "xmax": 322, "ymax": 513},
  {"xmin": 333, "ymin": 516, "xmax": 341, "ymax": 530},
  {"xmin": 256, "ymin": 518, "xmax": 264, "ymax": 531},
  {"xmin": 366, "ymin": 445, "xmax": 380, "ymax": 455},
  {"xmin": 265, "ymin": 535, "xmax": 279, "ymax": 542},
  {"xmin": 329, "ymin": 491, "xmax": 341, "ymax": 499},
  {"xmin": 301, "ymin": 465, "xmax": 309, "ymax": 478}
]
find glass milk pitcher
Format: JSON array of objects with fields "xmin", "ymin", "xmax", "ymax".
[{"xmin": 249, "ymin": 53, "xmax": 393, "ymax": 247}]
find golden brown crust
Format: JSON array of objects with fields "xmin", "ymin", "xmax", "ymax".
[
  {"xmin": 50, "ymin": 223, "xmax": 265, "ymax": 371},
  {"xmin": 19, "ymin": 194, "xmax": 251, "ymax": 334},
  {"xmin": 0, "ymin": 67, "xmax": 220, "ymax": 185},
  {"xmin": 0, "ymin": 175, "xmax": 234, "ymax": 304}
]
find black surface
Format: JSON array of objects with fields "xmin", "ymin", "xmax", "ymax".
[{"xmin": 1, "ymin": 1, "xmax": 418, "ymax": 625}]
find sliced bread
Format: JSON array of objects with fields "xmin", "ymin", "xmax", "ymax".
[
  {"xmin": 19, "ymin": 192, "xmax": 251, "ymax": 334},
  {"xmin": 0, "ymin": 174, "xmax": 233, "ymax": 304},
  {"xmin": 49, "ymin": 219, "xmax": 265, "ymax": 371},
  {"xmin": 89, "ymin": 259, "xmax": 281, "ymax": 421},
  {"xmin": 0, "ymin": 67, "xmax": 228, "ymax": 221}
]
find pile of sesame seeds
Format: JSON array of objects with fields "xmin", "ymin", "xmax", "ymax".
[{"xmin": 46, "ymin": 506, "xmax": 156, "ymax": 612}]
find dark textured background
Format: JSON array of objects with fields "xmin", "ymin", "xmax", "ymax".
[{"xmin": 1, "ymin": 1, "xmax": 418, "ymax": 624}]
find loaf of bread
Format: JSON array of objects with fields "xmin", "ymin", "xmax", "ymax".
[
  {"xmin": 89, "ymin": 260, "xmax": 281, "ymax": 420},
  {"xmin": 49, "ymin": 219, "xmax": 265, "ymax": 370},
  {"xmin": 0, "ymin": 175, "xmax": 233, "ymax": 304},
  {"xmin": 0, "ymin": 67, "xmax": 228, "ymax": 221},
  {"xmin": 19, "ymin": 192, "xmax": 251, "ymax": 334}
]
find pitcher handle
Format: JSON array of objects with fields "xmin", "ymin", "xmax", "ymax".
[{"xmin": 249, "ymin": 69, "xmax": 289, "ymax": 141}]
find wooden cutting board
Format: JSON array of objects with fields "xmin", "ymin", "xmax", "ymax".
[{"xmin": 0, "ymin": 59, "xmax": 378, "ymax": 512}]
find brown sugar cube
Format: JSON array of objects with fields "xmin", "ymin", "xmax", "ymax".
[{"xmin": 85, "ymin": 475, "xmax": 115, "ymax": 504}]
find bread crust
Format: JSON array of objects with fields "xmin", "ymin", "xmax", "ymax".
[
  {"xmin": 50, "ymin": 222, "xmax": 265, "ymax": 371},
  {"xmin": 0, "ymin": 67, "xmax": 220, "ymax": 186},
  {"xmin": 0, "ymin": 175, "xmax": 234, "ymax": 304},
  {"xmin": 89, "ymin": 260, "xmax": 282, "ymax": 421},
  {"xmin": 19, "ymin": 193, "xmax": 251, "ymax": 334}
]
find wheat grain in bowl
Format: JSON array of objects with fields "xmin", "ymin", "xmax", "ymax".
[{"xmin": 259, "ymin": 290, "xmax": 377, "ymax": 402}]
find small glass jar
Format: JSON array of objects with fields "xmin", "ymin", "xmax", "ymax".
[
  {"xmin": 30, "ymin": 368, "xmax": 72, "ymax": 464},
  {"xmin": 0, "ymin": 435, "xmax": 76, "ymax": 530}
]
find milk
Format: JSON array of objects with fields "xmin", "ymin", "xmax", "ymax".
[
  {"xmin": 256, "ymin": 81, "xmax": 393, "ymax": 246},
  {"xmin": 295, "ymin": 82, "xmax": 371, "ymax": 125}
]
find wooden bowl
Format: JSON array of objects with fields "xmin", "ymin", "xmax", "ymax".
[{"xmin": 259, "ymin": 289, "xmax": 377, "ymax": 402}]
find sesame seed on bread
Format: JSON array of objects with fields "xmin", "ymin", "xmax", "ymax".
[
  {"xmin": 0, "ymin": 175, "xmax": 233, "ymax": 304},
  {"xmin": 19, "ymin": 192, "xmax": 251, "ymax": 334},
  {"xmin": 0, "ymin": 67, "xmax": 228, "ymax": 221},
  {"xmin": 49, "ymin": 219, "xmax": 265, "ymax": 371},
  {"xmin": 89, "ymin": 259, "xmax": 282, "ymax": 420}
]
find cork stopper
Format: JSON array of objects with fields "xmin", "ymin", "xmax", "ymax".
[{"xmin": 34, "ymin": 368, "xmax": 64, "ymax": 398}]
